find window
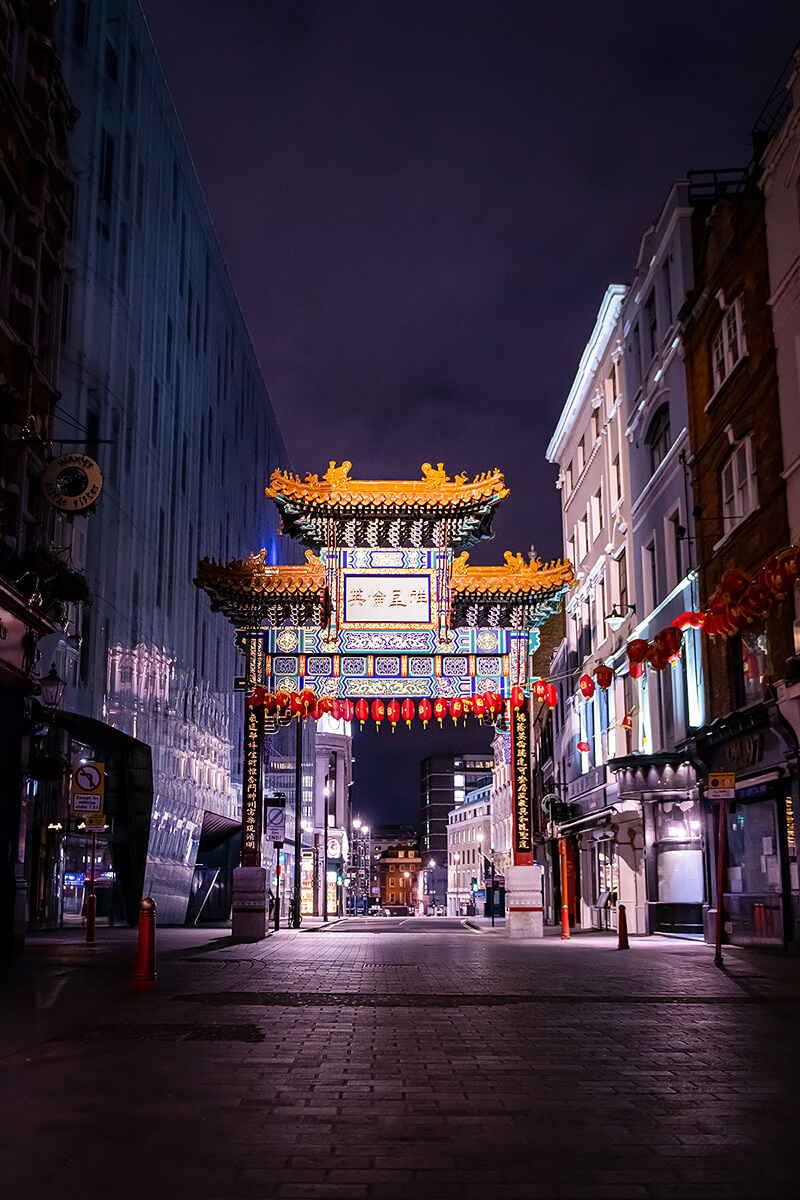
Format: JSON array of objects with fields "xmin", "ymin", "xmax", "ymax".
[
  {"xmin": 721, "ymin": 438, "xmax": 757, "ymax": 535},
  {"xmin": 646, "ymin": 404, "xmax": 671, "ymax": 474},
  {"xmin": 667, "ymin": 510, "xmax": 684, "ymax": 590},
  {"xmin": 104, "ymin": 39, "xmax": 118, "ymax": 82},
  {"xmin": 712, "ymin": 297, "xmax": 746, "ymax": 391},
  {"xmin": 577, "ymin": 437, "xmax": 585, "ymax": 474},
  {"xmin": 617, "ymin": 549, "xmax": 628, "ymax": 611},
  {"xmin": 565, "ymin": 462, "xmax": 573, "ymax": 494},
  {"xmin": 577, "ymin": 514, "xmax": 588, "ymax": 561},
  {"xmin": 591, "ymin": 487, "xmax": 602, "ymax": 544},
  {"xmin": 732, "ymin": 630, "xmax": 769, "ymax": 706},
  {"xmin": 98, "ymin": 130, "xmax": 114, "ymax": 203},
  {"xmin": 643, "ymin": 291, "xmax": 657, "ymax": 363},
  {"xmin": 661, "ymin": 256, "xmax": 673, "ymax": 326},
  {"xmin": 611, "ymin": 454, "xmax": 621, "ymax": 504},
  {"xmin": 642, "ymin": 539, "xmax": 657, "ymax": 614}
]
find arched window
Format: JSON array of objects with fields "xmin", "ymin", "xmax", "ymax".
[{"xmin": 646, "ymin": 404, "xmax": 671, "ymax": 473}]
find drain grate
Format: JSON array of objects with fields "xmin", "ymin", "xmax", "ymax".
[
  {"xmin": 176, "ymin": 990, "xmax": 768, "ymax": 1010},
  {"xmin": 53, "ymin": 1021, "xmax": 264, "ymax": 1043}
]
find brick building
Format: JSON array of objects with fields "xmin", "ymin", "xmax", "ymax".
[
  {"xmin": 377, "ymin": 842, "xmax": 420, "ymax": 913},
  {"xmin": 680, "ymin": 180, "xmax": 799, "ymax": 946}
]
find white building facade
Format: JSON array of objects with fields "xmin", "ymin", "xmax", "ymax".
[{"xmin": 447, "ymin": 781, "xmax": 491, "ymax": 916}]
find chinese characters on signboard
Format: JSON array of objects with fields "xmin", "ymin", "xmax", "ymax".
[
  {"xmin": 511, "ymin": 705, "xmax": 533, "ymax": 860},
  {"xmin": 343, "ymin": 573, "xmax": 431, "ymax": 625}
]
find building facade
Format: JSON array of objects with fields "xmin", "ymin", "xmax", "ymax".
[
  {"xmin": 377, "ymin": 841, "xmax": 420, "ymax": 913},
  {"xmin": 0, "ymin": 0, "xmax": 78, "ymax": 954},
  {"xmin": 546, "ymin": 285, "xmax": 647, "ymax": 934},
  {"xmin": 41, "ymin": 0, "xmax": 293, "ymax": 927},
  {"xmin": 446, "ymin": 780, "xmax": 491, "ymax": 916},
  {"xmin": 419, "ymin": 752, "xmax": 492, "ymax": 860},
  {"xmin": 680, "ymin": 173, "xmax": 799, "ymax": 947}
]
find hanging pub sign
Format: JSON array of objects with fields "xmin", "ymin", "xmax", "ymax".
[
  {"xmin": 42, "ymin": 453, "xmax": 103, "ymax": 512},
  {"xmin": 510, "ymin": 703, "xmax": 533, "ymax": 863}
]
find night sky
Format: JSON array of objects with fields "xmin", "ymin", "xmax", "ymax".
[{"xmin": 141, "ymin": 1, "xmax": 797, "ymax": 825}]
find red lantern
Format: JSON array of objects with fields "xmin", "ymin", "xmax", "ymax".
[
  {"xmin": 450, "ymin": 697, "xmax": 464, "ymax": 724},
  {"xmin": 510, "ymin": 685, "xmax": 526, "ymax": 711},
  {"xmin": 387, "ymin": 699, "xmax": 400, "ymax": 732},
  {"xmin": 311, "ymin": 701, "xmax": 324, "ymax": 721},
  {"xmin": 246, "ymin": 687, "xmax": 265, "ymax": 708},
  {"xmin": 781, "ymin": 547, "xmax": 800, "ymax": 583},
  {"xmin": 544, "ymin": 683, "xmax": 558, "ymax": 709},
  {"xmin": 578, "ymin": 674, "xmax": 595, "ymax": 700},
  {"xmin": 655, "ymin": 626, "xmax": 682, "ymax": 662},
  {"xmin": 645, "ymin": 644, "xmax": 668, "ymax": 671},
  {"xmin": 355, "ymin": 698, "xmax": 369, "ymax": 729},
  {"xmin": 289, "ymin": 691, "xmax": 303, "ymax": 716},
  {"xmin": 371, "ymin": 699, "xmax": 385, "ymax": 728},
  {"xmin": 300, "ymin": 688, "xmax": 316, "ymax": 715},
  {"xmin": 401, "ymin": 698, "xmax": 415, "ymax": 728},
  {"xmin": 594, "ymin": 664, "xmax": 614, "ymax": 690},
  {"xmin": 577, "ymin": 741, "xmax": 590, "ymax": 753},
  {"xmin": 433, "ymin": 697, "xmax": 447, "ymax": 727},
  {"xmin": 483, "ymin": 691, "xmax": 502, "ymax": 719},
  {"xmin": 318, "ymin": 695, "xmax": 333, "ymax": 715},
  {"xmin": 274, "ymin": 690, "xmax": 291, "ymax": 710},
  {"xmin": 330, "ymin": 698, "xmax": 342, "ymax": 721},
  {"xmin": 472, "ymin": 693, "xmax": 486, "ymax": 719},
  {"xmin": 532, "ymin": 679, "xmax": 547, "ymax": 701},
  {"xmin": 418, "ymin": 698, "xmax": 432, "ymax": 728},
  {"xmin": 672, "ymin": 611, "xmax": 705, "ymax": 631},
  {"xmin": 621, "ymin": 711, "xmax": 633, "ymax": 731},
  {"xmin": 629, "ymin": 660, "xmax": 644, "ymax": 680},
  {"xmin": 759, "ymin": 555, "xmax": 792, "ymax": 600},
  {"xmin": 341, "ymin": 698, "xmax": 355, "ymax": 722},
  {"xmin": 263, "ymin": 692, "xmax": 278, "ymax": 713},
  {"xmin": 626, "ymin": 639, "xmax": 649, "ymax": 665}
]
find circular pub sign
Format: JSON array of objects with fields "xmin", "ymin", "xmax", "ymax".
[{"xmin": 42, "ymin": 453, "xmax": 103, "ymax": 512}]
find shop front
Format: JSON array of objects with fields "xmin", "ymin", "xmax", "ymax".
[
  {"xmin": 609, "ymin": 755, "xmax": 700, "ymax": 935},
  {"xmin": 557, "ymin": 763, "xmax": 646, "ymax": 935},
  {"xmin": 685, "ymin": 696, "xmax": 800, "ymax": 948}
]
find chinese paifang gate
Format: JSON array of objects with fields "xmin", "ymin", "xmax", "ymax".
[{"xmin": 195, "ymin": 462, "xmax": 576, "ymax": 939}]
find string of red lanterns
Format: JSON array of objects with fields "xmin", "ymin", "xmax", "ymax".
[{"xmin": 245, "ymin": 686, "xmax": 521, "ymax": 730}]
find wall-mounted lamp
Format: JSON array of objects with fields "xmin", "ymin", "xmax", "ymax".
[
  {"xmin": 39, "ymin": 664, "xmax": 66, "ymax": 713},
  {"xmin": 605, "ymin": 603, "xmax": 636, "ymax": 632}
]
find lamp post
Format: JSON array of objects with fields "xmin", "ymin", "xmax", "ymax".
[{"xmin": 352, "ymin": 818, "xmax": 361, "ymax": 915}]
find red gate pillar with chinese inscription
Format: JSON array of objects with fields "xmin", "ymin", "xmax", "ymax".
[
  {"xmin": 506, "ymin": 701, "xmax": 543, "ymax": 938},
  {"xmin": 232, "ymin": 631, "xmax": 268, "ymax": 941}
]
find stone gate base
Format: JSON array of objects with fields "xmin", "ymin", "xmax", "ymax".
[
  {"xmin": 231, "ymin": 866, "xmax": 268, "ymax": 942},
  {"xmin": 505, "ymin": 863, "xmax": 544, "ymax": 938}
]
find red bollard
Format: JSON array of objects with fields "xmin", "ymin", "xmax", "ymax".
[
  {"xmin": 561, "ymin": 902, "xmax": 571, "ymax": 940},
  {"xmin": 131, "ymin": 897, "xmax": 157, "ymax": 992},
  {"xmin": 617, "ymin": 902, "xmax": 630, "ymax": 950}
]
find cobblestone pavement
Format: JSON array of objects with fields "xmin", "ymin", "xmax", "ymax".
[{"xmin": 2, "ymin": 920, "xmax": 800, "ymax": 1200}]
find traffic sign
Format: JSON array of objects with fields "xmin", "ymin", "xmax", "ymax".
[
  {"xmin": 72, "ymin": 793, "xmax": 103, "ymax": 813},
  {"xmin": 83, "ymin": 813, "xmax": 107, "ymax": 830},
  {"xmin": 265, "ymin": 806, "xmax": 286, "ymax": 841},
  {"xmin": 71, "ymin": 761, "xmax": 104, "ymax": 795},
  {"xmin": 708, "ymin": 772, "xmax": 735, "ymax": 799}
]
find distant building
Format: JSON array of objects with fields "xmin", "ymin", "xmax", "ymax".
[
  {"xmin": 45, "ymin": 0, "xmax": 293, "ymax": 928},
  {"xmin": 419, "ymin": 753, "xmax": 492, "ymax": 859},
  {"xmin": 377, "ymin": 842, "xmax": 420, "ymax": 912},
  {"xmin": 447, "ymin": 781, "xmax": 491, "ymax": 916}
]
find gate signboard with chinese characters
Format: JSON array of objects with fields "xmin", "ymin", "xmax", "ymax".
[{"xmin": 196, "ymin": 462, "xmax": 575, "ymax": 939}]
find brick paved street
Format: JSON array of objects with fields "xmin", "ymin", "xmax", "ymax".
[{"xmin": 2, "ymin": 920, "xmax": 800, "ymax": 1200}]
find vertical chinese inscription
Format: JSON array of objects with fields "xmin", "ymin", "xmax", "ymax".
[
  {"xmin": 242, "ymin": 632, "xmax": 264, "ymax": 867},
  {"xmin": 511, "ymin": 704, "xmax": 533, "ymax": 863}
]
